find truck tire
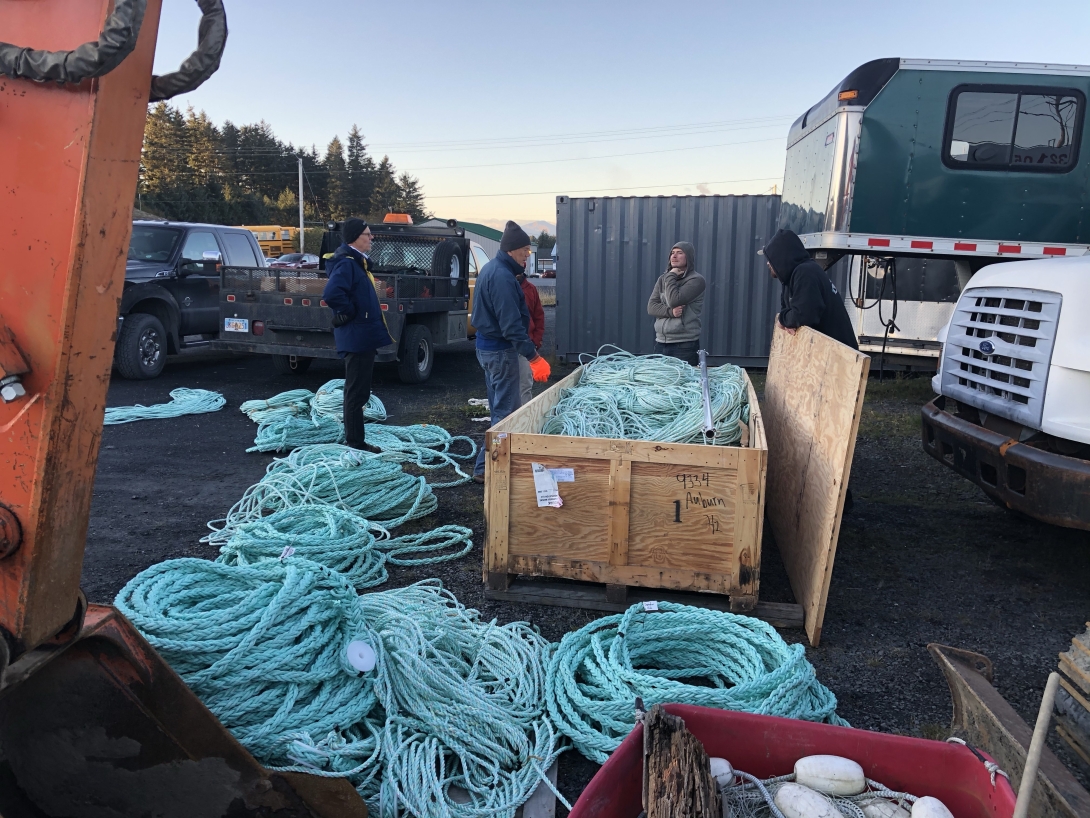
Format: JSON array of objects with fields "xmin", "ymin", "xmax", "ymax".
[
  {"xmin": 398, "ymin": 323, "xmax": 433, "ymax": 383},
  {"xmin": 271, "ymin": 355, "xmax": 313, "ymax": 375},
  {"xmin": 432, "ymin": 240, "xmax": 461, "ymax": 278},
  {"xmin": 115, "ymin": 313, "xmax": 167, "ymax": 380}
]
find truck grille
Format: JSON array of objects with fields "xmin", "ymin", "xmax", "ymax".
[{"xmin": 939, "ymin": 286, "xmax": 1061, "ymax": 429}]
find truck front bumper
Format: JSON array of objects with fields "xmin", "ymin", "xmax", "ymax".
[{"xmin": 921, "ymin": 397, "xmax": 1090, "ymax": 531}]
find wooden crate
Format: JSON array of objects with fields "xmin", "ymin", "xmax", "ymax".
[{"xmin": 483, "ymin": 367, "xmax": 767, "ymax": 612}]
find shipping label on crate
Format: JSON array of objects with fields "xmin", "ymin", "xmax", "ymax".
[{"xmin": 531, "ymin": 462, "xmax": 564, "ymax": 508}]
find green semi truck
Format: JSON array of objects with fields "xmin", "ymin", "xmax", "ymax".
[
  {"xmin": 781, "ymin": 58, "xmax": 1089, "ymax": 365},
  {"xmin": 782, "ymin": 58, "xmax": 1090, "ymax": 528}
]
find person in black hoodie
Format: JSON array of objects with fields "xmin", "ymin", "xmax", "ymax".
[{"xmin": 760, "ymin": 228, "xmax": 858, "ymax": 350}]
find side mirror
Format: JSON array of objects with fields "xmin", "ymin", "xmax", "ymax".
[{"xmin": 202, "ymin": 250, "xmax": 222, "ymax": 262}]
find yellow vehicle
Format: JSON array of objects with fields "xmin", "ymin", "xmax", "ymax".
[{"xmin": 241, "ymin": 224, "xmax": 299, "ymax": 259}]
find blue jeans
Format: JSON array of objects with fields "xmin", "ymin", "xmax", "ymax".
[{"xmin": 474, "ymin": 347, "xmax": 522, "ymax": 475}]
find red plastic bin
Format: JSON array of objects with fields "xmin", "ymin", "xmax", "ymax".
[{"xmin": 568, "ymin": 704, "xmax": 1016, "ymax": 818}]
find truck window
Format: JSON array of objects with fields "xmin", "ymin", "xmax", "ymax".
[
  {"xmin": 222, "ymin": 232, "xmax": 260, "ymax": 267},
  {"xmin": 128, "ymin": 225, "xmax": 182, "ymax": 263},
  {"xmin": 181, "ymin": 231, "xmax": 220, "ymax": 262},
  {"xmin": 944, "ymin": 86, "xmax": 1083, "ymax": 172},
  {"xmin": 472, "ymin": 246, "xmax": 490, "ymax": 275}
]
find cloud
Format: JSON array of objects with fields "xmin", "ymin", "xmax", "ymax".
[{"xmin": 696, "ymin": 183, "xmax": 712, "ymax": 195}]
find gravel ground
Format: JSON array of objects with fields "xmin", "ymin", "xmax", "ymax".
[{"xmin": 84, "ymin": 305, "xmax": 1089, "ymax": 809}]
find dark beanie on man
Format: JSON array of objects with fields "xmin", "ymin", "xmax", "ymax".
[
  {"xmin": 671, "ymin": 240, "xmax": 696, "ymax": 271},
  {"xmin": 342, "ymin": 218, "xmax": 368, "ymax": 245},
  {"xmin": 499, "ymin": 220, "xmax": 531, "ymax": 253}
]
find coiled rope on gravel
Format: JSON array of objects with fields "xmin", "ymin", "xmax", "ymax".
[
  {"xmin": 541, "ymin": 347, "xmax": 750, "ymax": 445},
  {"xmin": 115, "ymin": 562, "xmax": 566, "ymax": 818},
  {"xmin": 204, "ymin": 444, "xmax": 437, "ymax": 547},
  {"xmin": 103, "ymin": 388, "xmax": 226, "ymax": 425},
  {"xmin": 240, "ymin": 382, "xmax": 386, "ymax": 425},
  {"xmin": 217, "ymin": 505, "xmax": 474, "ymax": 587},
  {"xmin": 546, "ymin": 601, "xmax": 848, "ymax": 763}
]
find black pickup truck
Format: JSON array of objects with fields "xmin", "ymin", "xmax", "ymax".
[
  {"xmin": 215, "ymin": 220, "xmax": 471, "ymax": 383},
  {"xmin": 119, "ymin": 221, "xmax": 266, "ymax": 379}
]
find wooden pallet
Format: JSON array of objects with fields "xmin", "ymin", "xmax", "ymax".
[{"xmin": 485, "ymin": 578, "xmax": 804, "ymax": 629}]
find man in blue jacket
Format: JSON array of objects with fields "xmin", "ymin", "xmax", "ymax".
[
  {"xmin": 471, "ymin": 220, "xmax": 551, "ymax": 482},
  {"xmin": 323, "ymin": 218, "xmax": 393, "ymax": 454}
]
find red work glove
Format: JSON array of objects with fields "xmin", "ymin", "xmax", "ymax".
[{"xmin": 528, "ymin": 355, "xmax": 551, "ymax": 382}]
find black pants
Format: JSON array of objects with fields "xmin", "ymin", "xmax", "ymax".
[
  {"xmin": 654, "ymin": 340, "xmax": 699, "ymax": 366},
  {"xmin": 343, "ymin": 350, "xmax": 376, "ymax": 449}
]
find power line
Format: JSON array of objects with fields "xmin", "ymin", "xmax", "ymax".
[{"xmin": 426, "ymin": 176, "xmax": 784, "ymax": 199}]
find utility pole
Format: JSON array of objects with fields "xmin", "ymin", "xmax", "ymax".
[{"xmin": 298, "ymin": 156, "xmax": 305, "ymax": 253}]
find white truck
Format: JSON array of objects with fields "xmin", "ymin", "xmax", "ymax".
[{"xmin": 921, "ymin": 256, "xmax": 1090, "ymax": 529}]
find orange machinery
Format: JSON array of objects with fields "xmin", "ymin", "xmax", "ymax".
[{"xmin": 0, "ymin": 2, "xmax": 365, "ymax": 814}]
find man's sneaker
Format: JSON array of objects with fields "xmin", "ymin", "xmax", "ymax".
[
  {"xmin": 357, "ymin": 442, "xmax": 382, "ymax": 455},
  {"xmin": 472, "ymin": 474, "xmax": 485, "ymax": 484}
]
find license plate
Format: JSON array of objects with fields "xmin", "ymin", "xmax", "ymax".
[{"xmin": 224, "ymin": 317, "xmax": 249, "ymax": 333}]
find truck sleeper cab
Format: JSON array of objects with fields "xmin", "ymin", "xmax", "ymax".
[{"xmin": 780, "ymin": 58, "xmax": 1090, "ymax": 365}]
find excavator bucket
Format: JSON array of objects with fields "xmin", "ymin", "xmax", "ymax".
[
  {"xmin": 0, "ymin": 603, "xmax": 367, "ymax": 817},
  {"xmin": 928, "ymin": 643, "xmax": 1090, "ymax": 818},
  {"xmin": 0, "ymin": 1, "xmax": 367, "ymax": 814}
]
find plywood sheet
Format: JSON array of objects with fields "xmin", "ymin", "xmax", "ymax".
[{"xmin": 763, "ymin": 325, "xmax": 868, "ymax": 646}]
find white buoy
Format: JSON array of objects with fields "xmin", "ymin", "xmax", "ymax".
[
  {"xmin": 346, "ymin": 640, "xmax": 377, "ymax": 673},
  {"xmin": 794, "ymin": 755, "xmax": 867, "ymax": 796},
  {"xmin": 860, "ymin": 798, "xmax": 912, "ymax": 818},
  {"xmin": 773, "ymin": 783, "xmax": 839, "ymax": 818},
  {"xmin": 709, "ymin": 757, "xmax": 733, "ymax": 789},
  {"xmin": 911, "ymin": 796, "xmax": 955, "ymax": 818}
]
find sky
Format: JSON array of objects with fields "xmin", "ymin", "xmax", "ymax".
[{"xmin": 153, "ymin": 0, "xmax": 1090, "ymax": 226}]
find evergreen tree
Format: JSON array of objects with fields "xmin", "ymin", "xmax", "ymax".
[
  {"xmin": 369, "ymin": 156, "xmax": 400, "ymax": 217},
  {"xmin": 395, "ymin": 172, "xmax": 428, "ymax": 223},
  {"xmin": 141, "ymin": 102, "xmax": 188, "ymax": 193},
  {"xmin": 323, "ymin": 136, "xmax": 349, "ymax": 219},
  {"xmin": 345, "ymin": 125, "xmax": 376, "ymax": 217},
  {"xmin": 184, "ymin": 107, "xmax": 222, "ymax": 187},
  {"xmin": 535, "ymin": 230, "xmax": 556, "ymax": 251}
]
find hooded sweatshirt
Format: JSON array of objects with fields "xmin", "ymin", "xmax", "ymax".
[
  {"xmin": 762, "ymin": 229, "xmax": 858, "ymax": 350},
  {"xmin": 647, "ymin": 241, "xmax": 706, "ymax": 344}
]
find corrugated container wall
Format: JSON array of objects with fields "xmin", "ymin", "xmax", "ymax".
[{"xmin": 555, "ymin": 194, "xmax": 795, "ymax": 365}]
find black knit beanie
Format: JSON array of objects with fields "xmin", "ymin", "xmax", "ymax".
[
  {"xmin": 343, "ymin": 218, "xmax": 368, "ymax": 245},
  {"xmin": 670, "ymin": 240, "xmax": 696, "ymax": 271},
  {"xmin": 500, "ymin": 220, "xmax": 531, "ymax": 253}
]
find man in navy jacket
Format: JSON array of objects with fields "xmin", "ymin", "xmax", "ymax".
[
  {"xmin": 470, "ymin": 221, "xmax": 551, "ymax": 482},
  {"xmin": 323, "ymin": 218, "xmax": 393, "ymax": 454}
]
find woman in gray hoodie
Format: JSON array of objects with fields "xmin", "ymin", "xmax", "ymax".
[{"xmin": 646, "ymin": 240, "xmax": 705, "ymax": 365}]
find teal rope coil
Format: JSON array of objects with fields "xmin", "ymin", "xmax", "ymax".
[
  {"xmin": 217, "ymin": 505, "xmax": 474, "ymax": 588},
  {"xmin": 115, "ymin": 562, "xmax": 565, "ymax": 818},
  {"xmin": 364, "ymin": 425, "xmax": 477, "ymax": 487},
  {"xmin": 240, "ymin": 388, "xmax": 314, "ymax": 424},
  {"xmin": 546, "ymin": 601, "xmax": 848, "ymax": 764},
  {"xmin": 103, "ymin": 388, "xmax": 225, "ymax": 425},
  {"xmin": 541, "ymin": 347, "xmax": 749, "ymax": 445},
  {"xmin": 204, "ymin": 444, "xmax": 436, "ymax": 547},
  {"xmin": 310, "ymin": 379, "xmax": 387, "ymax": 423},
  {"xmin": 248, "ymin": 422, "xmax": 477, "ymax": 489},
  {"xmin": 242, "ymin": 381, "xmax": 385, "ymax": 452}
]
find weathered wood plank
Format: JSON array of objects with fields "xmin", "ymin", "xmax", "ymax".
[
  {"xmin": 643, "ymin": 704, "xmax": 718, "ymax": 818},
  {"xmin": 484, "ymin": 578, "xmax": 805, "ymax": 628}
]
